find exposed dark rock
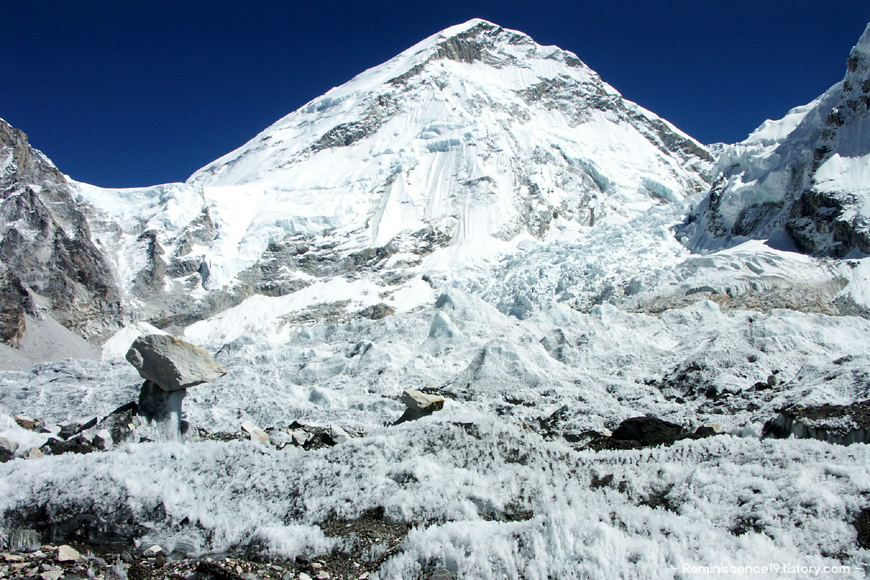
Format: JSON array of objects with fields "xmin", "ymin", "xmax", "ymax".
[
  {"xmin": 762, "ymin": 400, "xmax": 870, "ymax": 445},
  {"xmin": 0, "ymin": 269, "xmax": 33, "ymax": 347},
  {"xmin": 40, "ymin": 435, "xmax": 97, "ymax": 456},
  {"xmin": 0, "ymin": 119, "xmax": 123, "ymax": 341},
  {"xmin": 854, "ymin": 509, "xmax": 870, "ymax": 550},
  {"xmin": 587, "ymin": 416, "xmax": 719, "ymax": 451},
  {"xmin": 357, "ymin": 303, "xmax": 395, "ymax": 320}
]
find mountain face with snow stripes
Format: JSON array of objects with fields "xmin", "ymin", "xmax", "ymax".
[{"xmin": 59, "ymin": 19, "xmax": 713, "ymax": 330}]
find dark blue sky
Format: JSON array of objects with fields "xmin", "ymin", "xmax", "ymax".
[{"xmin": 3, "ymin": 1, "xmax": 869, "ymax": 188}]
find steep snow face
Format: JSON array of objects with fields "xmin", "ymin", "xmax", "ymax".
[
  {"xmin": 685, "ymin": 23, "xmax": 870, "ymax": 256},
  {"xmin": 191, "ymin": 21, "xmax": 712, "ymax": 233}
]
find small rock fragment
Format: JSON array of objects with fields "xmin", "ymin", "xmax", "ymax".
[
  {"xmin": 93, "ymin": 429, "xmax": 113, "ymax": 451},
  {"xmin": 241, "ymin": 421, "xmax": 270, "ymax": 443},
  {"xmin": 14, "ymin": 415, "xmax": 38, "ymax": 430},
  {"xmin": 268, "ymin": 430, "xmax": 293, "ymax": 449},
  {"xmin": 40, "ymin": 571, "xmax": 62, "ymax": 580},
  {"xmin": 299, "ymin": 573, "xmax": 313, "ymax": 580},
  {"xmin": 428, "ymin": 568, "xmax": 456, "ymax": 580},
  {"xmin": 315, "ymin": 571, "xmax": 330, "ymax": 580},
  {"xmin": 0, "ymin": 437, "xmax": 18, "ymax": 462},
  {"xmin": 56, "ymin": 545, "xmax": 80, "ymax": 562},
  {"xmin": 290, "ymin": 429, "xmax": 310, "ymax": 446},
  {"xmin": 143, "ymin": 545, "xmax": 163, "ymax": 556},
  {"xmin": 329, "ymin": 424, "xmax": 351, "ymax": 444},
  {"xmin": 27, "ymin": 447, "xmax": 45, "ymax": 459}
]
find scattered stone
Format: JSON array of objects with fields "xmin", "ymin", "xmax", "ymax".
[
  {"xmin": 357, "ymin": 303, "xmax": 395, "ymax": 320},
  {"xmin": 195, "ymin": 560, "xmax": 246, "ymax": 580},
  {"xmin": 329, "ymin": 424, "xmax": 351, "ymax": 444},
  {"xmin": 37, "ymin": 423, "xmax": 61, "ymax": 437},
  {"xmin": 27, "ymin": 447, "xmax": 44, "ymax": 459},
  {"xmin": 299, "ymin": 573, "xmax": 313, "ymax": 580},
  {"xmin": 14, "ymin": 415, "xmax": 38, "ymax": 430},
  {"xmin": 0, "ymin": 437, "xmax": 18, "ymax": 462},
  {"xmin": 428, "ymin": 568, "xmax": 457, "ymax": 580},
  {"xmin": 315, "ymin": 571, "xmax": 330, "ymax": 580},
  {"xmin": 291, "ymin": 429, "xmax": 311, "ymax": 447},
  {"xmin": 142, "ymin": 545, "xmax": 163, "ymax": 556},
  {"xmin": 39, "ymin": 571, "xmax": 62, "ymax": 580},
  {"xmin": 268, "ymin": 429, "xmax": 293, "ymax": 449},
  {"xmin": 92, "ymin": 429, "xmax": 113, "ymax": 451},
  {"xmin": 55, "ymin": 545, "xmax": 80, "ymax": 562},
  {"xmin": 126, "ymin": 334, "xmax": 226, "ymax": 391},
  {"xmin": 241, "ymin": 421, "xmax": 270, "ymax": 443}
]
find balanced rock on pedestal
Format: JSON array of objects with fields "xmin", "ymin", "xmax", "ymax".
[{"xmin": 126, "ymin": 334, "xmax": 226, "ymax": 440}]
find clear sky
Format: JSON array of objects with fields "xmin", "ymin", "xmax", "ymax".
[{"xmin": 2, "ymin": 1, "xmax": 869, "ymax": 188}]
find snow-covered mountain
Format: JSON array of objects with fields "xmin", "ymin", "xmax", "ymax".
[
  {"xmin": 2, "ymin": 18, "xmax": 870, "ymax": 580},
  {"xmin": 685, "ymin": 24, "xmax": 870, "ymax": 257},
  {"xmin": 69, "ymin": 19, "xmax": 713, "ymax": 329}
]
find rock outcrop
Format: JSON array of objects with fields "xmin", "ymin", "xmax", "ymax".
[{"xmin": 0, "ymin": 118, "xmax": 122, "ymax": 342}]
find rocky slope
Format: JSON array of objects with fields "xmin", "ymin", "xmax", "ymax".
[
  {"xmin": 684, "ymin": 23, "xmax": 870, "ymax": 257},
  {"xmin": 0, "ymin": 119, "xmax": 122, "ymax": 343}
]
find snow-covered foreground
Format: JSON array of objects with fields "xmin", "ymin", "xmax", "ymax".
[
  {"xmin": 2, "ymin": 291, "xmax": 870, "ymax": 578},
  {"xmin": 1, "ymin": 416, "xmax": 868, "ymax": 579}
]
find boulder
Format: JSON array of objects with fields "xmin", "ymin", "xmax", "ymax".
[
  {"xmin": 330, "ymin": 424, "xmax": 352, "ymax": 444},
  {"xmin": 394, "ymin": 389, "xmax": 446, "ymax": 425},
  {"xmin": 401, "ymin": 390, "xmax": 445, "ymax": 412},
  {"xmin": 14, "ymin": 415, "xmax": 38, "ymax": 430},
  {"xmin": 126, "ymin": 334, "xmax": 225, "ymax": 392},
  {"xmin": 56, "ymin": 545, "xmax": 80, "ymax": 562},
  {"xmin": 241, "ymin": 421, "xmax": 270, "ymax": 443}
]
